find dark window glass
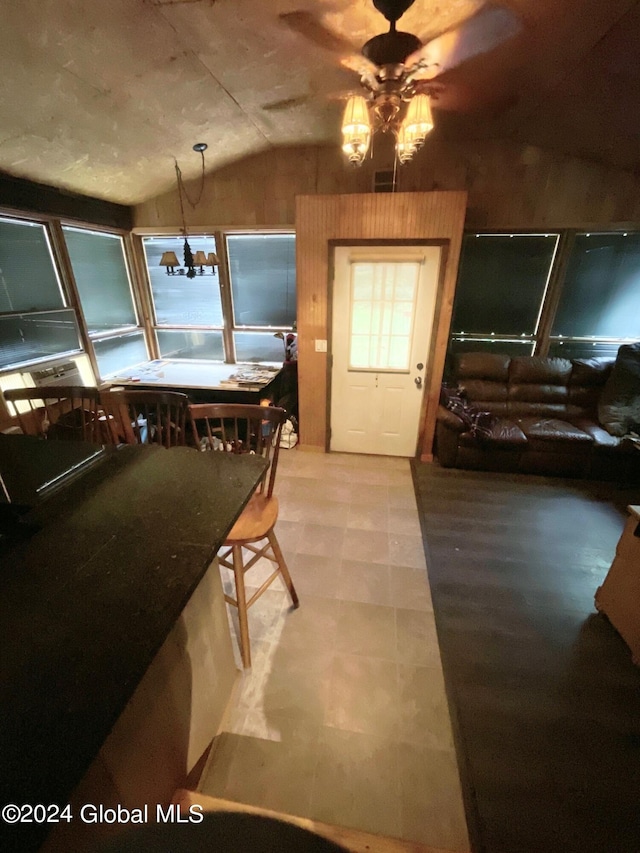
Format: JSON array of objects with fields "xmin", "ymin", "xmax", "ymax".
[
  {"xmin": 552, "ymin": 233, "xmax": 640, "ymax": 339},
  {"xmin": 0, "ymin": 218, "xmax": 64, "ymax": 313},
  {"xmin": 143, "ymin": 236, "xmax": 222, "ymax": 326},
  {"xmin": 93, "ymin": 332, "xmax": 148, "ymax": 378},
  {"xmin": 0, "ymin": 310, "xmax": 82, "ymax": 369},
  {"xmin": 227, "ymin": 234, "xmax": 296, "ymax": 327},
  {"xmin": 63, "ymin": 227, "xmax": 137, "ymax": 334},
  {"xmin": 451, "ymin": 234, "xmax": 558, "ymax": 335},
  {"xmin": 234, "ymin": 332, "xmax": 285, "ymax": 363},
  {"xmin": 448, "ymin": 338, "xmax": 535, "ymax": 358},
  {"xmin": 156, "ymin": 330, "xmax": 224, "ymax": 360},
  {"xmin": 547, "ymin": 340, "xmax": 623, "ymax": 360}
]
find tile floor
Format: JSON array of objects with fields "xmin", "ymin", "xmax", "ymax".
[{"xmin": 199, "ymin": 449, "xmax": 469, "ymax": 852}]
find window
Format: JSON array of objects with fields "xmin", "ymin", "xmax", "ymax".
[
  {"xmin": 450, "ymin": 234, "xmax": 558, "ymax": 351},
  {"xmin": 0, "ymin": 310, "xmax": 82, "ymax": 370},
  {"xmin": 141, "ymin": 232, "xmax": 296, "ymax": 365},
  {"xmin": 144, "ymin": 236, "xmax": 222, "ymax": 326},
  {"xmin": 0, "ymin": 217, "xmax": 82, "ymax": 370},
  {"xmin": 448, "ymin": 230, "xmax": 640, "ymax": 366},
  {"xmin": 227, "ymin": 233, "xmax": 296, "ymax": 328},
  {"xmin": 156, "ymin": 330, "xmax": 224, "ymax": 360},
  {"xmin": 63, "ymin": 226, "xmax": 146, "ymax": 379},
  {"xmin": 93, "ymin": 331, "xmax": 148, "ymax": 378},
  {"xmin": 349, "ymin": 261, "xmax": 419, "ymax": 370},
  {"xmin": 234, "ymin": 332, "xmax": 285, "ymax": 364},
  {"xmin": 63, "ymin": 227, "xmax": 137, "ymax": 334},
  {"xmin": 0, "ymin": 218, "xmax": 65, "ymax": 313},
  {"xmin": 550, "ymin": 233, "xmax": 640, "ymax": 350}
]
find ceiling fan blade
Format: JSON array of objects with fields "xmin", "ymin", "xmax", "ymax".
[
  {"xmin": 341, "ymin": 54, "xmax": 379, "ymax": 77},
  {"xmin": 279, "ymin": 11, "xmax": 357, "ymax": 55},
  {"xmin": 405, "ymin": 4, "xmax": 521, "ymax": 78},
  {"xmin": 340, "ymin": 54, "xmax": 381, "ymax": 92}
]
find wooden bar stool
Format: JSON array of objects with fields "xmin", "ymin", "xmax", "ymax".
[
  {"xmin": 189, "ymin": 403, "xmax": 299, "ymax": 667},
  {"xmin": 3, "ymin": 385, "xmax": 115, "ymax": 444},
  {"xmin": 101, "ymin": 389, "xmax": 189, "ymax": 447}
]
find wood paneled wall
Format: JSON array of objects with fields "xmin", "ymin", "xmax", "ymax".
[
  {"xmin": 133, "ymin": 139, "xmax": 640, "ymax": 232},
  {"xmin": 296, "ymin": 192, "xmax": 467, "ymax": 456},
  {"xmin": 133, "ymin": 137, "xmax": 640, "ymax": 456}
]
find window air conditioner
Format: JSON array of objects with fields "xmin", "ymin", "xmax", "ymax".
[{"xmin": 30, "ymin": 359, "xmax": 84, "ymax": 388}]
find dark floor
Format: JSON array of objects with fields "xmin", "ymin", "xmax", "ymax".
[{"xmin": 411, "ymin": 462, "xmax": 640, "ymax": 853}]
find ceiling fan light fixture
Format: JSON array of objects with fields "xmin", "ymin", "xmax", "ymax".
[
  {"xmin": 395, "ymin": 122, "xmax": 415, "ymax": 164},
  {"xmin": 402, "ymin": 93, "xmax": 433, "ymax": 149},
  {"xmin": 341, "ymin": 95, "xmax": 372, "ymax": 165}
]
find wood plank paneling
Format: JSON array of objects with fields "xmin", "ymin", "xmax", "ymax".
[
  {"xmin": 296, "ymin": 192, "xmax": 467, "ymax": 455},
  {"xmin": 132, "ymin": 137, "xmax": 640, "ymax": 456},
  {"xmin": 134, "ymin": 141, "xmax": 640, "ymax": 232}
]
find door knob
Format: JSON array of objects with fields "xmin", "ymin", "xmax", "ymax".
[{"xmin": 414, "ymin": 376, "xmax": 423, "ymax": 388}]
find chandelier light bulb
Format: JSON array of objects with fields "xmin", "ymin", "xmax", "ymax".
[
  {"xmin": 402, "ymin": 94, "xmax": 434, "ymax": 150},
  {"xmin": 341, "ymin": 95, "xmax": 372, "ymax": 165}
]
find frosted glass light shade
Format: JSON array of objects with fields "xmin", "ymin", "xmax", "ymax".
[
  {"xmin": 395, "ymin": 122, "xmax": 415, "ymax": 164},
  {"xmin": 402, "ymin": 94, "xmax": 433, "ymax": 149},
  {"xmin": 341, "ymin": 95, "xmax": 372, "ymax": 165}
]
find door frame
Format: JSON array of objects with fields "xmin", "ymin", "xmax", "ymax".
[{"xmin": 326, "ymin": 238, "xmax": 450, "ymax": 456}]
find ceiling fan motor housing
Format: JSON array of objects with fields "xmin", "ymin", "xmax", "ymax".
[
  {"xmin": 373, "ymin": 0, "xmax": 416, "ymax": 23},
  {"xmin": 362, "ymin": 30, "xmax": 422, "ymax": 66}
]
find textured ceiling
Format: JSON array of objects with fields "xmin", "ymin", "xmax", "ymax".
[{"xmin": 0, "ymin": 0, "xmax": 639, "ymax": 205}]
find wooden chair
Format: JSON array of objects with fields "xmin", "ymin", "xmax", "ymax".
[
  {"xmin": 3, "ymin": 385, "xmax": 114, "ymax": 444},
  {"xmin": 189, "ymin": 403, "xmax": 299, "ymax": 667},
  {"xmin": 102, "ymin": 389, "xmax": 189, "ymax": 447}
]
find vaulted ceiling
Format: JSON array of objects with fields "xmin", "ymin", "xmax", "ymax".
[{"xmin": 1, "ymin": 0, "xmax": 639, "ymax": 206}]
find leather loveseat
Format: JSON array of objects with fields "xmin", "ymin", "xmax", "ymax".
[{"xmin": 436, "ymin": 352, "xmax": 640, "ymax": 480}]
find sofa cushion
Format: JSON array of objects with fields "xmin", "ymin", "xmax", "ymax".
[
  {"xmin": 568, "ymin": 358, "xmax": 615, "ymax": 420},
  {"xmin": 570, "ymin": 358, "xmax": 614, "ymax": 387},
  {"xmin": 509, "ymin": 356, "xmax": 572, "ymax": 385},
  {"xmin": 516, "ymin": 417, "xmax": 593, "ymax": 454},
  {"xmin": 454, "ymin": 352, "xmax": 510, "ymax": 381},
  {"xmin": 456, "ymin": 378, "xmax": 509, "ymax": 409},
  {"xmin": 570, "ymin": 418, "xmax": 624, "ymax": 451},
  {"xmin": 479, "ymin": 418, "xmax": 528, "ymax": 448}
]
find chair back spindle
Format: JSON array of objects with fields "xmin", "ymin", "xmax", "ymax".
[
  {"xmin": 3, "ymin": 386, "xmax": 113, "ymax": 444},
  {"xmin": 102, "ymin": 390, "xmax": 189, "ymax": 448},
  {"xmin": 188, "ymin": 404, "xmax": 286, "ymax": 498}
]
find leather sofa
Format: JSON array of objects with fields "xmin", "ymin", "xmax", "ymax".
[{"xmin": 436, "ymin": 352, "xmax": 640, "ymax": 480}]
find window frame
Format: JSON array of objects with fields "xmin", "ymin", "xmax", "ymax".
[
  {"xmin": 62, "ymin": 224, "xmax": 141, "ymax": 341},
  {"xmin": 448, "ymin": 228, "xmax": 640, "ymax": 362},
  {"xmin": 59, "ymin": 221, "xmax": 149, "ymax": 381},
  {"xmin": 139, "ymin": 228, "xmax": 296, "ymax": 365},
  {"xmin": 0, "ymin": 212, "xmax": 85, "ymax": 371}
]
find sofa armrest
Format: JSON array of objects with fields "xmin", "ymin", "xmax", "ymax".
[{"xmin": 436, "ymin": 404, "xmax": 467, "ymax": 433}]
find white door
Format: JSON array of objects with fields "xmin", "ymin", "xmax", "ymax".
[{"xmin": 330, "ymin": 245, "xmax": 440, "ymax": 456}]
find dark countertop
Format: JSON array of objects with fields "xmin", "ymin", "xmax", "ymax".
[
  {"xmin": 0, "ymin": 440, "xmax": 267, "ymax": 853},
  {"xmin": 0, "ymin": 432, "xmax": 108, "ymax": 506}
]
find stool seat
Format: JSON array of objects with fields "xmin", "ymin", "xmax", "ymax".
[
  {"xmin": 189, "ymin": 403, "xmax": 299, "ymax": 668},
  {"xmin": 226, "ymin": 494, "xmax": 279, "ymax": 543}
]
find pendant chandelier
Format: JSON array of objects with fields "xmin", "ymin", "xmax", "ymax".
[
  {"xmin": 341, "ymin": 91, "xmax": 433, "ymax": 166},
  {"xmin": 159, "ymin": 142, "xmax": 219, "ymax": 278}
]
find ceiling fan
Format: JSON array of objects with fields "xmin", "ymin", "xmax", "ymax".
[{"xmin": 279, "ymin": 1, "xmax": 522, "ymax": 163}]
